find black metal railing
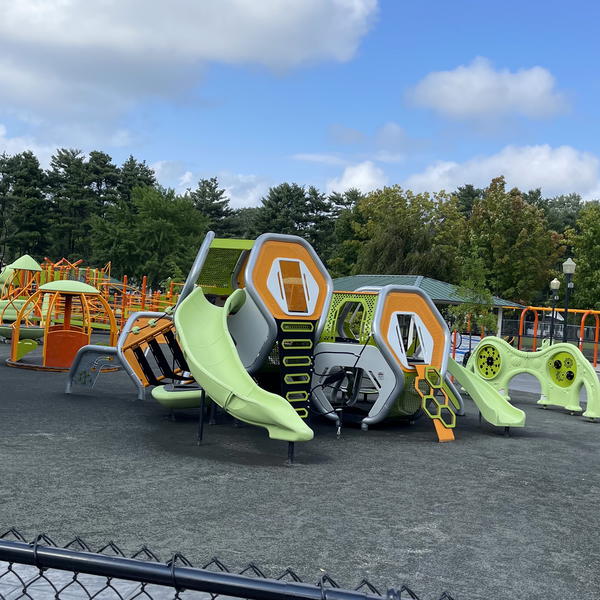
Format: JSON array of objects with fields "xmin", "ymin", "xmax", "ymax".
[{"xmin": 0, "ymin": 529, "xmax": 455, "ymax": 600}]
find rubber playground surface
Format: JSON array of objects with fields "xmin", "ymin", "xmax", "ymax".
[{"xmin": 1, "ymin": 342, "xmax": 599, "ymax": 600}]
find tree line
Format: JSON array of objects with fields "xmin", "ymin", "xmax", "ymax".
[{"xmin": 1, "ymin": 148, "xmax": 598, "ymax": 309}]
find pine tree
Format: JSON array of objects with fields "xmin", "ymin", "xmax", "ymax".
[
  {"xmin": 0, "ymin": 153, "xmax": 13, "ymax": 263},
  {"xmin": 189, "ymin": 177, "xmax": 233, "ymax": 236},
  {"xmin": 254, "ymin": 183, "xmax": 310, "ymax": 237},
  {"xmin": 86, "ymin": 151, "xmax": 120, "ymax": 215},
  {"xmin": 47, "ymin": 148, "xmax": 94, "ymax": 259},
  {"xmin": 2, "ymin": 151, "xmax": 50, "ymax": 260},
  {"xmin": 227, "ymin": 207, "xmax": 261, "ymax": 238},
  {"xmin": 118, "ymin": 155, "xmax": 156, "ymax": 203},
  {"xmin": 453, "ymin": 184, "xmax": 484, "ymax": 218}
]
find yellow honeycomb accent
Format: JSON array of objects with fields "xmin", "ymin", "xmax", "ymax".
[{"xmin": 415, "ymin": 366, "xmax": 456, "ymax": 428}]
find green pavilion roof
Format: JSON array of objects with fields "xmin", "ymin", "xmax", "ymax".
[{"xmin": 333, "ymin": 274, "xmax": 523, "ymax": 309}]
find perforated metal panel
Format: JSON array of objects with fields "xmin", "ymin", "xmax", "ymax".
[
  {"xmin": 391, "ymin": 372, "xmax": 422, "ymax": 416},
  {"xmin": 319, "ymin": 292, "xmax": 378, "ymax": 344},
  {"xmin": 197, "ymin": 248, "xmax": 245, "ymax": 294}
]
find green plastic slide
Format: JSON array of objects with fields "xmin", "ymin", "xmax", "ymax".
[
  {"xmin": 151, "ymin": 384, "xmax": 203, "ymax": 409},
  {"xmin": 447, "ymin": 357, "xmax": 525, "ymax": 428},
  {"xmin": 175, "ymin": 287, "xmax": 314, "ymax": 442}
]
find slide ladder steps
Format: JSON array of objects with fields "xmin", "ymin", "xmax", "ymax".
[{"xmin": 276, "ymin": 320, "xmax": 316, "ymax": 419}]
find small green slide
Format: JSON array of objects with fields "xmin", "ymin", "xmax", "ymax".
[
  {"xmin": 175, "ymin": 287, "xmax": 314, "ymax": 442},
  {"xmin": 151, "ymin": 384, "xmax": 203, "ymax": 409},
  {"xmin": 448, "ymin": 357, "xmax": 526, "ymax": 428}
]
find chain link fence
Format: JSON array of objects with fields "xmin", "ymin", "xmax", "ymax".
[{"xmin": 0, "ymin": 529, "xmax": 455, "ymax": 600}]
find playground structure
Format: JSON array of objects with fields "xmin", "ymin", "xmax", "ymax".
[
  {"xmin": 0, "ymin": 255, "xmax": 181, "ymax": 338},
  {"xmin": 0, "ymin": 255, "xmax": 43, "ymax": 338},
  {"xmin": 465, "ymin": 336, "xmax": 600, "ymax": 420},
  {"xmin": 7, "ymin": 280, "xmax": 118, "ymax": 371},
  {"xmin": 69, "ymin": 232, "xmax": 331, "ymax": 443},
  {"xmin": 312, "ymin": 286, "xmax": 461, "ymax": 439},
  {"xmin": 1, "ymin": 227, "xmax": 594, "ymax": 458},
  {"xmin": 67, "ymin": 231, "xmax": 535, "ymax": 448}
]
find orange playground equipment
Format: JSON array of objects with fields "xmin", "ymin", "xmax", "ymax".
[
  {"xmin": 7, "ymin": 280, "xmax": 118, "ymax": 371},
  {"xmin": 505, "ymin": 305, "xmax": 600, "ymax": 367},
  {"xmin": 2, "ymin": 254, "xmax": 186, "ymax": 337},
  {"xmin": 0, "ymin": 255, "xmax": 43, "ymax": 332}
]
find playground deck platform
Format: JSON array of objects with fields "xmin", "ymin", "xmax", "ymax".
[{"xmin": 1, "ymin": 341, "xmax": 599, "ymax": 600}]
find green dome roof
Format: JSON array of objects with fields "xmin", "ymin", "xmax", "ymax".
[
  {"xmin": 0, "ymin": 266, "xmax": 14, "ymax": 284},
  {"xmin": 39, "ymin": 280, "xmax": 100, "ymax": 294},
  {"xmin": 8, "ymin": 254, "xmax": 42, "ymax": 272}
]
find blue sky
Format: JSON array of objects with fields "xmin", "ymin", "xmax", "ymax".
[{"xmin": 0, "ymin": 0, "xmax": 599, "ymax": 206}]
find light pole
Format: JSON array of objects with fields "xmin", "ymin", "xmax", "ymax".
[
  {"xmin": 562, "ymin": 258, "xmax": 576, "ymax": 343},
  {"xmin": 549, "ymin": 277, "xmax": 560, "ymax": 344}
]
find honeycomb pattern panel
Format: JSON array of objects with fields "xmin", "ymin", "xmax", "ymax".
[
  {"xmin": 424, "ymin": 367, "xmax": 442, "ymax": 388},
  {"xmin": 320, "ymin": 292, "xmax": 377, "ymax": 344},
  {"xmin": 415, "ymin": 367, "xmax": 456, "ymax": 428}
]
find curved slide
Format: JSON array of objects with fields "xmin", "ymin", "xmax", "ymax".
[
  {"xmin": 175, "ymin": 287, "xmax": 314, "ymax": 442},
  {"xmin": 447, "ymin": 357, "xmax": 525, "ymax": 428}
]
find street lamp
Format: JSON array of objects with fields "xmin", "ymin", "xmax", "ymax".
[
  {"xmin": 549, "ymin": 277, "xmax": 560, "ymax": 344},
  {"xmin": 562, "ymin": 258, "xmax": 576, "ymax": 343}
]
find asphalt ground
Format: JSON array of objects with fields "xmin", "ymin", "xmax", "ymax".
[{"xmin": 1, "ymin": 341, "xmax": 599, "ymax": 600}]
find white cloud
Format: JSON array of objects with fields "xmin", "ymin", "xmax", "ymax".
[
  {"xmin": 407, "ymin": 57, "xmax": 566, "ymax": 119},
  {"xmin": 150, "ymin": 161, "xmax": 268, "ymax": 207},
  {"xmin": 404, "ymin": 145, "xmax": 600, "ymax": 198},
  {"xmin": 219, "ymin": 172, "xmax": 270, "ymax": 209},
  {"xmin": 291, "ymin": 153, "xmax": 346, "ymax": 165},
  {"xmin": 150, "ymin": 160, "xmax": 188, "ymax": 183},
  {"xmin": 178, "ymin": 171, "xmax": 194, "ymax": 189},
  {"xmin": 327, "ymin": 161, "xmax": 387, "ymax": 194},
  {"xmin": 0, "ymin": 1, "xmax": 377, "ymax": 123},
  {"xmin": 0, "ymin": 123, "xmax": 57, "ymax": 165}
]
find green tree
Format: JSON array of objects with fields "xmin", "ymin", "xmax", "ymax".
[
  {"xmin": 327, "ymin": 188, "xmax": 366, "ymax": 277},
  {"xmin": 536, "ymin": 193, "xmax": 583, "ymax": 234},
  {"xmin": 133, "ymin": 187, "xmax": 208, "ymax": 285},
  {"xmin": 253, "ymin": 183, "xmax": 344, "ymax": 260},
  {"xmin": 189, "ymin": 177, "xmax": 233, "ymax": 236},
  {"xmin": 91, "ymin": 186, "xmax": 208, "ymax": 286},
  {"xmin": 90, "ymin": 198, "xmax": 140, "ymax": 278},
  {"xmin": 449, "ymin": 244, "xmax": 497, "ymax": 334},
  {"xmin": 352, "ymin": 185, "xmax": 464, "ymax": 280},
  {"xmin": 453, "ymin": 184, "xmax": 483, "ymax": 218},
  {"xmin": 227, "ymin": 207, "xmax": 261, "ymax": 239},
  {"xmin": 572, "ymin": 201, "xmax": 600, "ymax": 309},
  {"xmin": 86, "ymin": 151, "xmax": 120, "ymax": 214},
  {"xmin": 118, "ymin": 155, "xmax": 157, "ymax": 203},
  {"xmin": 0, "ymin": 153, "xmax": 15, "ymax": 262},
  {"xmin": 47, "ymin": 148, "xmax": 95, "ymax": 259},
  {"xmin": 468, "ymin": 177, "xmax": 560, "ymax": 304},
  {"xmin": 254, "ymin": 183, "xmax": 311, "ymax": 237},
  {"xmin": 302, "ymin": 186, "xmax": 336, "ymax": 260},
  {"xmin": 430, "ymin": 194, "xmax": 467, "ymax": 284},
  {"xmin": 4, "ymin": 151, "xmax": 50, "ymax": 259}
]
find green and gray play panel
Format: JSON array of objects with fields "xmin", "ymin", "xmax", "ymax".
[{"xmin": 466, "ymin": 337, "xmax": 600, "ymax": 420}]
